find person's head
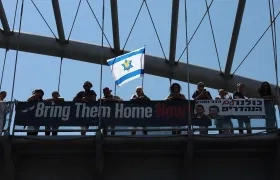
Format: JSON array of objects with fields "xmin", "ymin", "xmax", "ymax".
[
  {"xmin": 170, "ymin": 83, "xmax": 181, "ymax": 93},
  {"xmin": 237, "ymin": 83, "xmax": 245, "ymax": 93},
  {"xmin": 218, "ymin": 89, "xmax": 228, "ymax": 98},
  {"xmin": 260, "ymin": 81, "xmax": 271, "ymax": 93},
  {"xmin": 0, "ymin": 91, "xmax": 7, "ymax": 100},
  {"xmin": 195, "ymin": 104, "xmax": 205, "ymax": 114},
  {"xmin": 209, "ymin": 105, "xmax": 219, "ymax": 117},
  {"xmin": 103, "ymin": 87, "xmax": 112, "ymax": 97},
  {"xmin": 197, "ymin": 82, "xmax": 205, "ymax": 91},
  {"xmin": 52, "ymin": 91, "xmax": 60, "ymax": 99},
  {"xmin": 35, "ymin": 89, "xmax": 44, "ymax": 98},
  {"xmin": 83, "ymin": 81, "xmax": 92, "ymax": 90},
  {"xmin": 136, "ymin": 86, "xmax": 143, "ymax": 96}
]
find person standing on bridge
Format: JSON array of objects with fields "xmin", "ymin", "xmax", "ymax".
[
  {"xmin": 192, "ymin": 82, "xmax": 212, "ymax": 134},
  {"xmin": 0, "ymin": 91, "xmax": 7, "ymax": 135},
  {"xmin": 99, "ymin": 87, "xmax": 122, "ymax": 136},
  {"xmin": 233, "ymin": 83, "xmax": 251, "ymax": 134},
  {"xmin": 27, "ymin": 89, "xmax": 44, "ymax": 136},
  {"xmin": 45, "ymin": 91, "xmax": 65, "ymax": 136},
  {"xmin": 258, "ymin": 81, "xmax": 277, "ymax": 133},
  {"xmin": 130, "ymin": 86, "xmax": 150, "ymax": 135},
  {"xmin": 166, "ymin": 83, "xmax": 186, "ymax": 135},
  {"xmin": 215, "ymin": 89, "xmax": 234, "ymax": 134}
]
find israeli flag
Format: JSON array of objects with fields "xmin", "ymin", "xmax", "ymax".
[{"xmin": 107, "ymin": 47, "xmax": 145, "ymax": 86}]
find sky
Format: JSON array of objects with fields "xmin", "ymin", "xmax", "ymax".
[{"xmin": 0, "ymin": 0, "xmax": 280, "ymax": 135}]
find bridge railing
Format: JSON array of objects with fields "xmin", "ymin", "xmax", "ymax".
[{"xmin": 0, "ymin": 99, "xmax": 278, "ymax": 136}]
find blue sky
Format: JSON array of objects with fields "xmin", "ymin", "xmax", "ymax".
[{"xmin": 1, "ymin": 0, "xmax": 280, "ymax": 134}]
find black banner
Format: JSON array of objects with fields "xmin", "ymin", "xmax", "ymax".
[
  {"xmin": 14, "ymin": 100, "xmax": 276, "ymax": 127},
  {"xmin": 14, "ymin": 101, "xmax": 193, "ymax": 127}
]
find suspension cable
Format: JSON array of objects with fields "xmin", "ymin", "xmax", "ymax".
[
  {"xmin": 232, "ymin": 9, "xmax": 280, "ymax": 75},
  {"xmin": 98, "ymin": 0, "xmax": 105, "ymax": 130},
  {"xmin": 67, "ymin": 0, "xmax": 82, "ymax": 41},
  {"xmin": 86, "ymin": 0, "xmax": 112, "ymax": 49},
  {"xmin": 0, "ymin": 49, "xmax": 8, "ymax": 91},
  {"xmin": 30, "ymin": 0, "xmax": 57, "ymax": 38},
  {"xmin": 268, "ymin": 0, "xmax": 279, "ymax": 99},
  {"xmin": 184, "ymin": 0, "xmax": 191, "ymax": 129},
  {"xmin": 7, "ymin": 0, "xmax": 24, "ymax": 130},
  {"xmin": 12, "ymin": 0, "xmax": 19, "ymax": 32},
  {"xmin": 177, "ymin": 0, "xmax": 214, "ymax": 62},
  {"xmin": 57, "ymin": 57, "xmax": 63, "ymax": 93},
  {"xmin": 122, "ymin": 0, "xmax": 145, "ymax": 51},
  {"xmin": 144, "ymin": 0, "xmax": 167, "ymax": 60},
  {"xmin": 205, "ymin": 0, "xmax": 221, "ymax": 72}
]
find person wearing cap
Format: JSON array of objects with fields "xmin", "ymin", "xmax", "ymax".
[
  {"xmin": 44, "ymin": 91, "xmax": 65, "ymax": 136},
  {"xmin": 26, "ymin": 89, "xmax": 45, "ymax": 136},
  {"xmin": 82, "ymin": 81, "xmax": 97, "ymax": 102},
  {"xmin": 233, "ymin": 83, "xmax": 251, "ymax": 134},
  {"xmin": 79, "ymin": 81, "xmax": 97, "ymax": 135},
  {"xmin": 130, "ymin": 86, "xmax": 150, "ymax": 135},
  {"xmin": 99, "ymin": 87, "xmax": 122, "ymax": 136}
]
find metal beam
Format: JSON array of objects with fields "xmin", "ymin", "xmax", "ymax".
[
  {"xmin": 224, "ymin": 0, "xmax": 246, "ymax": 78},
  {"xmin": 0, "ymin": 1, "xmax": 11, "ymax": 34},
  {"xmin": 168, "ymin": 0, "xmax": 180, "ymax": 65},
  {"xmin": 52, "ymin": 0, "xmax": 65, "ymax": 43},
  {"xmin": 110, "ymin": 0, "xmax": 120, "ymax": 53},
  {"xmin": 0, "ymin": 31, "xmax": 275, "ymax": 97}
]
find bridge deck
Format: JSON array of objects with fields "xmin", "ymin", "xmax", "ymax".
[{"xmin": 0, "ymin": 133, "xmax": 279, "ymax": 180}]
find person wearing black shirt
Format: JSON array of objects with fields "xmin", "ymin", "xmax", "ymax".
[
  {"xmin": 130, "ymin": 86, "xmax": 150, "ymax": 135},
  {"xmin": 100, "ymin": 87, "xmax": 122, "ymax": 136},
  {"xmin": 27, "ymin": 89, "xmax": 44, "ymax": 136},
  {"xmin": 192, "ymin": 82, "xmax": 212, "ymax": 100},
  {"xmin": 80, "ymin": 81, "xmax": 97, "ymax": 135},
  {"xmin": 166, "ymin": 83, "xmax": 186, "ymax": 135},
  {"xmin": 192, "ymin": 82, "xmax": 212, "ymax": 134},
  {"xmin": 233, "ymin": 83, "xmax": 251, "ymax": 134}
]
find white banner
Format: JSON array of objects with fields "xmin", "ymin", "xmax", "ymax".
[{"xmin": 195, "ymin": 99, "xmax": 265, "ymax": 118}]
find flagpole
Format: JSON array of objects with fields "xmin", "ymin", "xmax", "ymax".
[
  {"xmin": 141, "ymin": 45, "xmax": 145, "ymax": 89},
  {"xmin": 184, "ymin": 0, "xmax": 192, "ymax": 129},
  {"xmin": 98, "ymin": 0, "xmax": 105, "ymax": 130},
  {"xmin": 114, "ymin": 83, "xmax": 117, "ymax": 96}
]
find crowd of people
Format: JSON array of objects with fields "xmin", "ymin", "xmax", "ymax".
[{"xmin": 0, "ymin": 81, "xmax": 278, "ymax": 136}]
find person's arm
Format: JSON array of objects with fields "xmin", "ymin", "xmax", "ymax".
[
  {"xmin": 165, "ymin": 94, "xmax": 172, "ymax": 100},
  {"xmin": 87, "ymin": 91, "xmax": 97, "ymax": 101},
  {"xmin": 193, "ymin": 91, "xmax": 203, "ymax": 100},
  {"xmin": 206, "ymin": 91, "xmax": 213, "ymax": 100},
  {"xmin": 27, "ymin": 96, "xmax": 35, "ymax": 102},
  {"xmin": 233, "ymin": 92, "xmax": 240, "ymax": 99},
  {"xmin": 130, "ymin": 95, "xmax": 138, "ymax": 101},
  {"xmin": 143, "ymin": 95, "xmax": 151, "ymax": 101},
  {"xmin": 180, "ymin": 94, "xmax": 186, "ymax": 100}
]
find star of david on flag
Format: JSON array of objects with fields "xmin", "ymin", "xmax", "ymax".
[{"xmin": 107, "ymin": 47, "xmax": 145, "ymax": 86}]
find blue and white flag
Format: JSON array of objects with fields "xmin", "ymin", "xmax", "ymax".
[{"xmin": 107, "ymin": 47, "xmax": 145, "ymax": 86}]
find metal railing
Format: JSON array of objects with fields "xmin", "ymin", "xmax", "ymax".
[{"xmin": 0, "ymin": 99, "xmax": 278, "ymax": 136}]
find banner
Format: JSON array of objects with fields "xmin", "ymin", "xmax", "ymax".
[
  {"xmin": 195, "ymin": 99, "xmax": 266, "ymax": 118},
  {"xmin": 14, "ymin": 101, "xmax": 193, "ymax": 127}
]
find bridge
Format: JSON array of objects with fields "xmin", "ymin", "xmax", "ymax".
[{"xmin": 0, "ymin": 0, "xmax": 280, "ymax": 180}]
